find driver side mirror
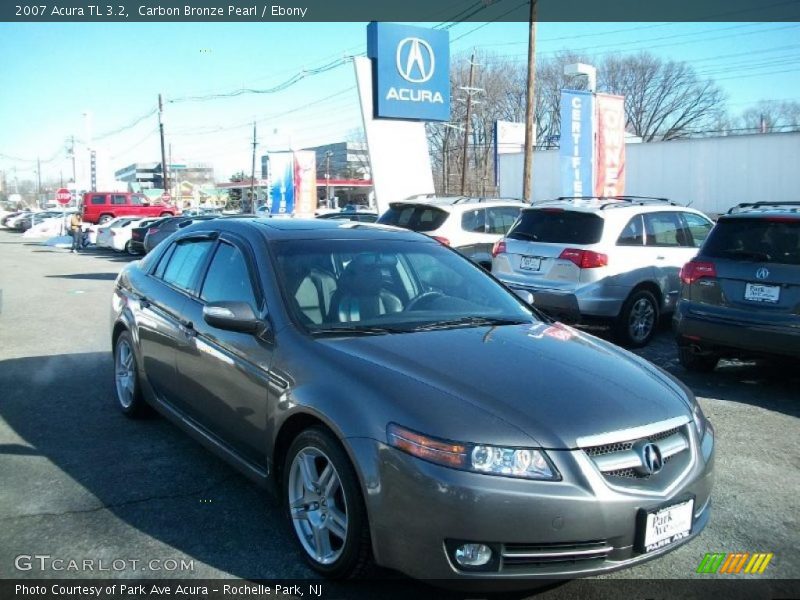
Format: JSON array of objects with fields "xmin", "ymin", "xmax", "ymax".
[
  {"xmin": 512, "ymin": 289, "xmax": 535, "ymax": 306},
  {"xmin": 203, "ymin": 301, "xmax": 263, "ymax": 334}
]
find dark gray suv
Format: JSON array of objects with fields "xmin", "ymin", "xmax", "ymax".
[
  {"xmin": 674, "ymin": 201, "xmax": 800, "ymax": 371},
  {"xmin": 112, "ymin": 218, "xmax": 714, "ymax": 583}
]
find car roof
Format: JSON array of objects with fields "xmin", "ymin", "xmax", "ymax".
[
  {"xmin": 182, "ymin": 216, "xmax": 430, "ymax": 242},
  {"xmin": 523, "ymin": 196, "xmax": 700, "ymax": 216},
  {"xmin": 724, "ymin": 202, "xmax": 800, "ymax": 218}
]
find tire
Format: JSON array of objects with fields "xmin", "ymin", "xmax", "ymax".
[
  {"xmin": 159, "ymin": 212, "xmax": 172, "ymax": 217},
  {"xmin": 124, "ymin": 240, "xmax": 133, "ymax": 254},
  {"xmin": 283, "ymin": 427, "xmax": 374, "ymax": 579},
  {"xmin": 615, "ymin": 289, "xmax": 659, "ymax": 348},
  {"xmin": 113, "ymin": 330, "xmax": 150, "ymax": 418},
  {"xmin": 99, "ymin": 215, "xmax": 113, "ymax": 224},
  {"xmin": 678, "ymin": 345, "xmax": 719, "ymax": 373}
]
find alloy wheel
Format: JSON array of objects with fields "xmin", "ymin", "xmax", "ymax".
[
  {"xmin": 628, "ymin": 297, "xmax": 655, "ymax": 343},
  {"xmin": 287, "ymin": 447, "xmax": 349, "ymax": 565},
  {"xmin": 115, "ymin": 338, "xmax": 135, "ymax": 409}
]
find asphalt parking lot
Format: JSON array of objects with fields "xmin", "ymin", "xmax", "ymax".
[{"xmin": 0, "ymin": 229, "xmax": 797, "ymax": 598}]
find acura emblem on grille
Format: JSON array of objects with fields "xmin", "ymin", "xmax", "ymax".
[{"xmin": 640, "ymin": 442, "xmax": 664, "ymax": 475}]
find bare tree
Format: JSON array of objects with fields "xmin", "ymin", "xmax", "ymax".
[
  {"xmin": 738, "ymin": 100, "xmax": 800, "ymax": 133},
  {"xmin": 598, "ymin": 52, "xmax": 726, "ymax": 141}
]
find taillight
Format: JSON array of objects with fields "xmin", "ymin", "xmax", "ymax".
[
  {"xmin": 432, "ymin": 236, "xmax": 450, "ymax": 246},
  {"xmin": 680, "ymin": 260, "xmax": 717, "ymax": 285},
  {"xmin": 491, "ymin": 240, "xmax": 506, "ymax": 258},
  {"xmin": 558, "ymin": 248, "xmax": 608, "ymax": 269}
]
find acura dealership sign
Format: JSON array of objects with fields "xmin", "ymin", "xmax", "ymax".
[{"xmin": 367, "ymin": 22, "xmax": 450, "ymax": 121}]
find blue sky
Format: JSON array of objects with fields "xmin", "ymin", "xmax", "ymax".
[{"xmin": 1, "ymin": 21, "xmax": 798, "ymax": 182}]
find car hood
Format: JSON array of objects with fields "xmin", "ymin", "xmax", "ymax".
[{"xmin": 320, "ymin": 322, "xmax": 692, "ymax": 449}]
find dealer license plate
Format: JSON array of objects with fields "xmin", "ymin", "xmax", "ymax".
[
  {"xmin": 744, "ymin": 282, "xmax": 780, "ymax": 303},
  {"xmin": 641, "ymin": 498, "xmax": 694, "ymax": 553},
  {"xmin": 519, "ymin": 255, "xmax": 542, "ymax": 271}
]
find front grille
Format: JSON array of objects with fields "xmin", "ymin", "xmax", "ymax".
[
  {"xmin": 581, "ymin": 423, "xmax": 689, "ymax": 482},
  {"xmin": 502, "ymin": 540, "xmax": 612, "ymax": 567}
]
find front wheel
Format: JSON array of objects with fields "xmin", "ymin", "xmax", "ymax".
[
  {"xmin": 114, "ymin": 330, "xmax": 150, "ymax": 417},
  {"xmin": 615, "ymin": 289, "xmax": 659, "ymax": 348},
  {"xmin": 284, "ymin": 428, "xmax": 374, "ymax": 579},
  {"xmin": 159, "ymin": 212, "xmax": 172, "ymax": 217}
]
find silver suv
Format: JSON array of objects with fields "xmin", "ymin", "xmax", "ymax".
[
  {"xmin": 492, "ymin": 197, "xmax": 714, "ymax": 346},
  {"xmin": 377, "ymin": 197, "xmax": 524, "ymax": 269}
]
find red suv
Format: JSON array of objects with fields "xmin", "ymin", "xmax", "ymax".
[{"xmin": 80, "ymin": 192, "xmax": 180, "ymax": 224}]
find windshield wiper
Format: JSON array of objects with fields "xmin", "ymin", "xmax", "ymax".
[
  {"xmin": 402, "ymin": 316, "xmax": 530, "ymax": 332},
  {"xmin": 311, "ymin": 325, "xmax": 400, "ymax": 337},
  {"xmin": 508, "ymin": 231, "xmax": 537, "ymax": 241}
]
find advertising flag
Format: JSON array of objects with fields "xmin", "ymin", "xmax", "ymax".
[
  {"xmin": 293, "ymin": 150, "xmax": 317, "ymax": 218},
  {"xmin": 268, "ymin": 152, "xmax": 295, "ymax": 215},
  {"xmin": 595, "ymin": 93, "xmax": 626, "ymax": 197},
  {"xmin": 559, "ymin": 90, "xmax": 595, "ymax": 198}
]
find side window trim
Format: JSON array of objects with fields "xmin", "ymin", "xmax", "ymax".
[{"xmin": 150, "ymin": 234, "xmax": 219, "ymax": 297}]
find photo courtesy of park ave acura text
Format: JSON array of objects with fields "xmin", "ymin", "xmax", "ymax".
[{"xmin": 0, "ymin": 1, "xmax": 797, "ymax": 599}]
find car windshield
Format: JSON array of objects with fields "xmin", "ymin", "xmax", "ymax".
[
  {"xmin": 703, "ymin": 217, "xmax": 800, "ymax": 265},
  {"xmin": 508, "ymin": 209, "xmax": 604, "ymax": 244},
  {"xmin": 272, "ymin": 238, "xmax": 536, "ymax": 335}
]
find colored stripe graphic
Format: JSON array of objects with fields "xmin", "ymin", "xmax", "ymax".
[{"xmin": 697, "ymin": 552, "xmax": 773, "ymax": 574}]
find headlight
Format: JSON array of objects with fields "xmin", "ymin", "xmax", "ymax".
[
  {"xmin": 387, "ymin": 423, "xmax": 560, "ymax": 481},
  {"xmin": 692, "ymin": 403, "xmax": 707, "ymax": 437}
]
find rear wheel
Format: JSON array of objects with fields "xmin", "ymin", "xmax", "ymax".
[
  {"xmin": 114, "ymin": 330, "xmax": 150, "ymax": 417},
  {"xmin": 284, "ymin": 428, "xmax": 373, "ymax": 579},
  {"xmin": 98, "ymin": 214, "xmax": 113, "ymax": 224},
  {"xmin": 678, "ymin": 345, "xmax": 719, "ymax": 372},
  {"xmin": 159, "ymin": 212, "xmax": 171, "ymax": 217},
  {"xmin": 615, "ymin": 289, "xmax": 659, "ymax": 348}
]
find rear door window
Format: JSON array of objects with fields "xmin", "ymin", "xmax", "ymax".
[
  {"xmin": 90, "ymin": 194, "xmax": 106, "ymax": 205},
  {"xmin": 643, "ymin": 212, "xmax": 691, "ymax": 247},
  {"xmin": 703, "ymin": 218, "xmax": 800, "ymax": 265},
  {"xmin": 159, "ymin": 239, "xmax": 215, "ymax": 293},
  {"xmin": 508, "ymin": 209, "xmax": 604, "ymax": 244},
  {"xmin": 377, "ymin": 204, "xmax": 449, "ymax": 232}
]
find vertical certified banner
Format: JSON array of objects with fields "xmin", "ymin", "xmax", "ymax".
[
  {"xmin": 269, "ymin": 152, "xmax": 295, "ymax": 215},
  {"xmin": 293, "ymin": 150, "xmax": 317, "ymax": 218},
  {"xmin": 595, "ymin": 93, "xmax": 626, "ymax": 197},
  {"xmin": 559, "ymin": 90, "xmax": 595, "ymax": 198}
]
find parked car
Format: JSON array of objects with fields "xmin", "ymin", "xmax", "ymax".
[
  {"xmin": 315, "ymin": 210, "xmax": 378, "ymax": 223},
  {"xmin": 97, "ymin": 217, "xmax": 152, "ymax": 253},
  {"xmin": 674, "ymin": 201, "xmax": 800, "ymax": 370},
  {"xmin": 142, "ymin": 215, "xmax": 219, "ymax": 253},
  {"xmin": 80, "ymin": 192, "xmax": 180, "ymax": 224},
  {"xmin": 491, "ymin": 197, "xmax": 715, "ymax": 347},
  {"xmin": 377, "ymin": 197, "xmax": 524, "ymax": 269},
  {"xmin": 111, "ymin": 218, "xmax": 714, "ymax": 583},
  {"xmin": 3, "ymin": 211, "xmax": 34, "ymax": 230},
  {"xmin": 129, "ymin": 217, "xmax": 170, "ymax": 255},
  {"xmin": 1, "ymin": 211, "xmax": 26, "ymax": 227},
  {"xmin": 15, "ymin": 210, "xmax": 73, "ymax": 232}
]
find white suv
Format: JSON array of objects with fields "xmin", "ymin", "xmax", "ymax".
[
  {"xmin": 491, "ymin": 197, "xmax": 715, "ymax": 346},
  {"xmin": 377, "ymin": 197, "xmax": 525, "ymax": 269}
]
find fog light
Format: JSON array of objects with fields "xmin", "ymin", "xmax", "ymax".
[{"xmin": 454, "ymin": 543, "xmax": 492, "ymax": 567}]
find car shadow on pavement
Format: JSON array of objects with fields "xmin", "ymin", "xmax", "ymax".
[
  {"xmin": 45, "ymin": 273, "xmax": 120, "ymax": 281},
  {"xmin": 0, "ymin": 351, "xmax": 573, "ymax": 598}
]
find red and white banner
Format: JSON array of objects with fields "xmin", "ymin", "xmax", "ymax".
[
  {"xmin": 293, "ymin": 150, "xmax": 317, "ymax": 218},
  {"xmin": 594, "ymin": 93, "xmax": 626, "ymax": 197}
]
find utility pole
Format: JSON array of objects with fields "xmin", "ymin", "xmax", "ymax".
[
  {"xmin": 36, "ymin": 156, "xmax": 42, "ymax": 203},
  {"xmin": 249, "ymin": 121, "xmax": 257, "ymax": 213},
  {"xmin": 460, "ymin": 52, "xmax": 477, "ymax": 195},
  {"xmin": 521, "ymin": 0, "xmax": 538, "ymax": 202},
  {"xmin": 69, "ymin": 136, "xmax": 76, "ymax": 187},
  {"xmin": 324, "ymin": 150, "xmax": 333, "ymax": 209},
  {"xmin": 442, "ymin": 137, "xmax": 448, "ymax": 195},
  {"xmin": 158, "ymin": 94, "xmax": 169, "ymax": 195}
]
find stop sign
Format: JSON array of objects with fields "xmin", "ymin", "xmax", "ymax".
[{"xmin": 56, "ymin": 188, "xmax": 72, "ymax": 206}]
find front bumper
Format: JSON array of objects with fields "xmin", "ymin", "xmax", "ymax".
[{"xmin": 347, "ymin": 431, "xmax": 714, "ymax": 582}]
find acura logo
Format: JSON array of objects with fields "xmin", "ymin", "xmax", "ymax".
[
  {"xmin": 755, "ymin": 267, "xmax": 770, "ymax": 280},
  {"xmin": 640, "ymin": 443, "xmax": 664, "ymax": 476},
  {"xmin": 396, "ymin": 37, "xmax": 435, "ymax": 83}
]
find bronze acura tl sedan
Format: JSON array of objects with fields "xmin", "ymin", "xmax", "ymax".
[{"xmin": 111, "ymin": 218, "xmax": 714, "ymax": 582}]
